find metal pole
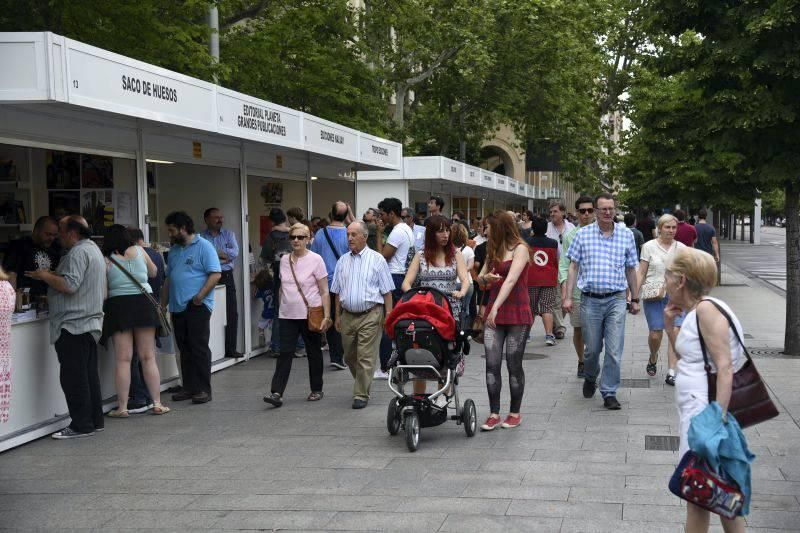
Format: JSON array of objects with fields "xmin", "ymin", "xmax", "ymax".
[{"xmin": 208, "ymin": 3, "xmax": 220, "ymax": 83}]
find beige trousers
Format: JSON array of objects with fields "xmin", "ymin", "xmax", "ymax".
[{"xmin": 340, "ymin": 306, "xmax": 385, "ymax": 400}]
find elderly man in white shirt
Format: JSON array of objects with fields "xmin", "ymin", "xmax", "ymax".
[
  {"xmin": 546, "ymin": 201, "xmax": 575, "ymax": 340},
  {"xmin": 332, "ymin": 221, "xmax": 396, "ymax": 409}
]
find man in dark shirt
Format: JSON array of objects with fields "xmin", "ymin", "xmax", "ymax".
[
  {"xmin": 694, "ymin": 208, "xmax": 720, "ymax": 262},
  {"xmin": 636, "ymin": 211, "xmax": 656, "ymax": 242},
  {"xmin": 624, "ymin": 213, "xmax": 644, "ymax": 259},
  {"xmin": 674, "ymin": 209, "xmax": 697, "ymax": 247},
  {"xmin": 2, "ymin": 216, "xmax": 61, "ymax": 297}
]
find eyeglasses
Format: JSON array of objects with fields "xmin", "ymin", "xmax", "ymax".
[
  {"xmin": 289, "ymin": 235, "xmax": 307, "ymax": 241},
  {"xmin": 578, "ymin": 208, "xmax": 594, "ymax": 214},
  {"xmin": 597, "ymin": 207, "xmax": 615, "ymax": 213}
]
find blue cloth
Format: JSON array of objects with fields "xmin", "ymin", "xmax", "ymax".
[
  {"xmin": 566, "ymin": 222, "xmax": 639, "ymax": 294},
  {"xmin": 643, "ymin": 295, "xmax": 684, "ymax": 330},
  {"xmin": 201, "ymin": 228, "xmax": 239, "ymax": 272},
  {"xmin": 310, "ymin": 226, "xmax": 349, "ymax": 285},
  {"xmin": 688, "ymin": 401, "xmax": 755, "ymax": 515},
  {"xmin": 167, "ymin": 235, "xmax": 222, "ymax": 313},
  {"xmin": 580, "ymin": 292, "xmax": 627, "ymax": 397}
]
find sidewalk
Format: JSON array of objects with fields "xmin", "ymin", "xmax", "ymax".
[{"xmin": 0, "ymin": 262, "xmax": 798, "ymax": 531}]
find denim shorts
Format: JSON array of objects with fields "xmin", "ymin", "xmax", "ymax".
[{"xmin": 643, "ymin": 296, "xmax": 684, "ymax": 331}]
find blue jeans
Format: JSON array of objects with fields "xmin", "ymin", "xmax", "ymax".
[
  {"xmin": 379, "ymin": 274, "xmax": 406, "ymax": 370},
  {"xmin": 580, "ymin": 292, "xmax": 627, "ymax": 398}
]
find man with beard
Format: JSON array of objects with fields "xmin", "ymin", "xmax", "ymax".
[
  {"xmin": 311, "ymin": 201, "xmax": 350, "ymax": 370},
  {"xmin": 160, "ymin": 211, "xmax": 221, "ymax": 404},
  {"xmin": 3, "ymin": 215, "xmax": 61, "ymax": 297}
]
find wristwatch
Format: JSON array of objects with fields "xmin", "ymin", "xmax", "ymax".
[{"xmin": 630, "ymin": 298, "xmax": 640, "ymax": 303}]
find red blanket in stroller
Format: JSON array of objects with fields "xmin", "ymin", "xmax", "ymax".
[{"xmin": 385, "ymin": 288, "xmax": 457, "ymax": 341}]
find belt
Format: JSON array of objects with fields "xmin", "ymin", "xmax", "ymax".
[
  {"xmin": 581, "ymin": 290, "xmax": 625, "ymax": 299},
  {"xmin": 343, "ymin": 305, "xmax": 380, "ymax": 316}
]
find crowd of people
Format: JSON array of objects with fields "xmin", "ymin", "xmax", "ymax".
[{"xmin": 0, "ymin": 194, "xmax": 746, "ymax": 531}]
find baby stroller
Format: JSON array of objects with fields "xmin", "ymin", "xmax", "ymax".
[{"xmin": 384, "ymin": 287, "xmax": 477, "ymax": 452}]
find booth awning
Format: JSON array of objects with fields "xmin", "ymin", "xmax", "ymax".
[{"xmin": 0, "ymin": 32, "xmax": 402, "ymax": 171}]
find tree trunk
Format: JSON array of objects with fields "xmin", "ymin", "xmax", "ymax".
[
  {"xmin": 784, "ymin": 181, "xmax": 800, "ymax": 355},
  {"xmin": 393, "ymin": 83, "xmax": 406, "ymax": 130}
]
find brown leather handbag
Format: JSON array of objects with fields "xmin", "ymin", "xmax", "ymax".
[
  {"xmin": 697, "ymin": 299, "xmax": 778, "ymax": 428},
  {"xmin": 288, "ymin": 254, "xmax": 325, "ymax": 333}
]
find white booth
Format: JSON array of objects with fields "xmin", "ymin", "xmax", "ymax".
[
  {"xmin": 358, "ymin": 156, "xmax": 533, "ymax": 220},
  {"xmin": 0, "ymin": 32, "xmax": 401, "ymax": 451}
]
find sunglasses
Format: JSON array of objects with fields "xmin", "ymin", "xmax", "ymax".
[
  {"xmin": 578, "ymin": 208, "xmax": 594, "ymax": 214},
  {"xmin": 289, "ymin": 235, "xmax": 307, "ymax": 241}
]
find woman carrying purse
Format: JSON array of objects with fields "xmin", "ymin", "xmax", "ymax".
[{"xmin": 263, "ymin": 223, "xmax": 332, "ymax": 407}]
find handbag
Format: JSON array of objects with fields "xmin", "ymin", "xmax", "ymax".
[
  {"xmin": 108, "ymin": 255, "xmax": 172, "ymax": 338},
  {"xmin": 697, "ymin": 298, "xmax": 778, "ymax": 428},
  {"xmin": 669, "ymin": 450, "xmax": 744, "ymax": 519},
  {"xmin": 287, "ymin": 254, "xmax": 325, "ymax": 333},
  {"xmin": 471, "ymin": 315, "xmax": 485, "ymax": 344},
  {"xmin": 640, "ymin": 281, "xmax": 664, "ymax": 301}
]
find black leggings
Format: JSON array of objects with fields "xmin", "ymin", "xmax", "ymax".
[{"xmin": 484, "ymin": 324, "xmax": 527, "ymax": 413}]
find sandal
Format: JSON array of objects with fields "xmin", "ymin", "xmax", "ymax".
[
  {"xmin": 152, "ymin": 404, "xmax": 171, "ymax": 415},
  {"xmin": 108, "ymin": 408, "xmax": 129, "ymax": 418},
  {"xmin": 646, "ymin": 354, "xmax": 658, "ymax": 377},
  {"xmin": 307, "ymin": 391, "xmax": 324, "ymax": 402}
]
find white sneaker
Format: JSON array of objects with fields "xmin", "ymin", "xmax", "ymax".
[{"xmin": 373, "ymin": 369, "xmax": 389, "ymax": 380}]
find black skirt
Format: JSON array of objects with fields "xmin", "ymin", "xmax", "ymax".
[{"xmin": 101, "ymin": 293, "xmax": 161, "ymax": 343}]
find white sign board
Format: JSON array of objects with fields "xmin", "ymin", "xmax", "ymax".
[
  {"xmin": 466, "ymin": 166, "xmax": 480, "ymax": 185},
  {"xmin": 442, "ymin": 159, "xmax": 462, "ymax": 182},
  {"xmin": 359, "ymin": 133, "xmax": 401, "ymax": 169},
  {"xmin": 217, "ymin": 88, "xmax": 302, "ymax": 149},
  {"xmin": 65, "ymin": 39, "xmax": 216, "ymax": 131},
  {"xmin": 303, "ymin": 115, "xmax": 358, "ymax": 161}
]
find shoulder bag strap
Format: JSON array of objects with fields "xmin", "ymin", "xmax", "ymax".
[
  {"xmin": 108, "ymin": 255, "xmax": 160, "ymax": 310},
  {"xmin": 287, "ymin": 254, "xmax": 310, "ymax": 311},
  {"xmin": 322, "ymin": 227, "xmax": 341, "ymax": 260},
  {"xmin": 696, "ymin": 297, "xmax": 752, "ymax": 362}
]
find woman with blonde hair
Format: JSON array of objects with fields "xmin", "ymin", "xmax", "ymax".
[
  {"xmin": 664, "ymin": 248, "xmax": 748, "ymax": 533},
  {"xmin": 476, "ymin": 210, "xmax": 532, "ymax": 430},
  {"xmin": 0, "ymin": 267, "xmax": 15, "ymax": 423},
  {"xmin": 637, "ymin": 213, "xmax": 686, "ymax": 385}
]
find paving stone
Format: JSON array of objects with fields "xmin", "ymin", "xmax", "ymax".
[
  {"xmin": 187, "ymin": 494, "xmax": 386, "ymax": 512},
  {"xmin": 323, "ymin": 511, "xmax": 447, "ymax": 532},
  {"xmin": 506, "ymin": 500, "xmax": 622, "ymax": 520},
  {"xmin": 213, "ymin": 510, "xmax": 336, "ymax": 530},
  {"xmin": 438, "ymin": 514, "xmax": 563, "ymax": 532},
  {"xmin": 461, "ymin": 483, "xmax": 570, "ymax": 501},
  {"xmin": 560, "ymin": 518, "xmax": 683, "ymax": 532},
  {"xmin": 0, "ymin": 509, "xmax": 120, "ymax": 529},
  {"xmin": 84, "ymin": 494, "xmax": 200, "ymax": 510},
  {"xmin": 622, "ymin": 503, "xmax": 685, "ymax": 523},
  {"xmin": 745, "ymin": 510, "xmax": 800, "ymax": 530},
  {"xmin": 568, "ymin": 487, "xmax": 681, "ymax": 507}
]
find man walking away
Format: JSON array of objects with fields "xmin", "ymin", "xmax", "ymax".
[
  {"xmin": 674, "ymin": 209, "xmax": 697, "ymax": 247},
  {"xmin": 524, "ymin": 216, "xmax": 559, "ymax": 345},
  {"xmin": 546, "ymin": 201, "xmax": 575, "ymax": 340},
  {"xmin": 694, "ymin": 209, "xmax": 720, "ymax": 263},
  {"xmin": 202, "ymin": 208, "xmax": 241, "ymax": 359},
  {"xmin": 311, "ymin": 201, "xmax": 350, "ymax": 370},
  {"xmin": 332, "ymin": 221, "xmax": 395, "ymax": 408},
  {"xmin": 624, "ymin": 213, "xmax": 644, "ymax": 259},
  {"xmin": 375, "ymin": 197, "xmax": 415, "ymax": 379},
  {"xmin": 563, "ymin": 193, "xmax": 640, "ymax": 410},
  {"xmin": 161, "ymin": 212, "xmax": 221, "ymax": 405},
  {"xmin": 26, "ymin": 216, "xmax": 106, "ymax": 439},
  {"xmin": 559, "ymin": 196, "xmax": 595, "ymax": 378}
]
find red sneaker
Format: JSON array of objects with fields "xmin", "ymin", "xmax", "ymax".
[
  {"xmin": 480, "ymin": 416, "xmax": 502, "ymax": 431},
  {"xmin": 501, "ymin": 415, "xmax": 522, "ymax": 429}
]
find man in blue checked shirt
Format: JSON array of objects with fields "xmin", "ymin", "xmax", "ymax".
[
  {"xmin": 202, "ymin": 208, "xmax": 241, "ymax": 359},
  {"xmin": 562, "ymin": 193, "xmax": 640, "ymax": 411}
]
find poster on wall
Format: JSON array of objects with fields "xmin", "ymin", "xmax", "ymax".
[
  {"xmin": 114, "ymin": 191, "xmax": 134, "ymax": 226},
  {"xmin": 46, "ymin": 151, "xmax": 81, "ymax": 190},
  {"xmin": 261, "ymin": 183, "xmax": 283, "ymax": 205},
  {"xmin": 81, "ymin": 190, "xmax": 114, "ymax": 235},
  {"xmin": 81, "ymin": 155, "xmax": 114, "ymax": 188},
  {"xmin": 48, "ymin": 191, "xmax": 81, "ymax": 218}
]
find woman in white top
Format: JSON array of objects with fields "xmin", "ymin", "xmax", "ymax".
[
  {"xmin": 637, "ymin": 214, "xmax": 685, "ymax": 385},
  {"xmin": 663, "ymin": 248, "xmax": 745, "ymax": 533}
]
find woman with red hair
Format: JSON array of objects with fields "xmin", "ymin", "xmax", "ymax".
[
  {"xmin": 402, "ymin": 215, "xmax": 471, "ymax": 394},
  {"xmin": 476, "ymin": 210, "xmax": 532, "ymax": 430}
]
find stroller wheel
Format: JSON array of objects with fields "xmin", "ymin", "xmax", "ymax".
[
  {"xmin": 462, "ymin": 399, "xmax": 477, "ymax": 437},
  {"xmin": 405, "ymin": 412, "xmax": 420, "ymax": 452},
  {"xmin": 386, "ymin": 397, "xmax": 401, "ymax": 436}
]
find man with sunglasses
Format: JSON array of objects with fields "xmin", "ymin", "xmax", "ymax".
[
  {"xmin": 546, "ymin": 201, "xmax": 575, "ymax": 340},
  {"xmin": 402, "ymin": 208, "xmax": 425, "ymax": 252},
  {"xmin": 559, "ymin": 196, "xmax": 595, "ymax": 378}
]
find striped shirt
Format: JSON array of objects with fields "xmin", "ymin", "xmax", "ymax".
[
  {"xmin": 330, "ymin": 245, "xmax": 394, "ymax": 313},
  {"xmin": 201, "ymin": 228, "xmax": 239, "ymax": 272},
  {"xmin": 566, "ymin": 222, "xmax": 638, "ymax": 294},
  {"xmin": 48, "ymin": 238, "xmax": 107, "ymax": 344}
]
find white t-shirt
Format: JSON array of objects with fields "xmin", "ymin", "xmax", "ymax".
[
  {"xmin": 460, "ymin": 245, "xmax": 475, "ymax": 271},
  {"xmin": 640, "ymin": 239, "xmax": 685, "ymax": 287},
  {"xmin": 386, "ymin": 222, "xmax": 415, "ymax": 274}
]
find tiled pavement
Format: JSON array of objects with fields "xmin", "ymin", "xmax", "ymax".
[{"xmin": 0, "ymin": 264, "xmax": 799, "ymax": 531}]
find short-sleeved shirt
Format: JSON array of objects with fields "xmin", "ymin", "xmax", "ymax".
[
  {"xmin": 412, "ymin": 224, "xmax": 426, "ymax": 252},
  {"xmin": 637, "ymin": 218, "xmax": 656, "ymax": 242},
  {"xmin": 546, "ymin": 220, "xmax": 575, "ymax": 254},
  {"xmin": 566, "ymin": 222, "xmax": 639, "ymax": 294},
  {"xmin": 525, "ymin": 235, "xmax": 559, "ymax": 287},
  {"xmin": 640, "ymin": 239, "xmax": 686, "ymax": 289},
  {"xmin": 2, "ymin": 237, "xmax": 61, "ymax": 296},
  {"xmin": 694, "ymin": 223, "xmax": 716, "ymax": 256},
  {"xmin": 386, "ymin": 222, "xmax": 415, "ymax": 275},
  {"xmin": 628, "ymin": 226, "xmax": 644, "ymax": 258},
  {"xmin": 166, "ymin": 235, "xmax": 222, "ymax": 313},
  {"xmin": 279, "ymin": 251, "xmax": 328, "ymax": 319},
  {"xmin": 310, "ymin": 225, "xmax": 348, "ymax": 285},
  {"xmin": 201, "ymin": 228, "xmax": 240, "ymax": 272},
  {"xmin": 331, "ymin": 246, "xmax": 395, "ymax": 312},
  {"xmin": 675, "ymin": 221, "xmax": 697, "ymax": 247},
  {"xmin": 48, "ymin": 239, "xmax": 106, "ymax": 344}
]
